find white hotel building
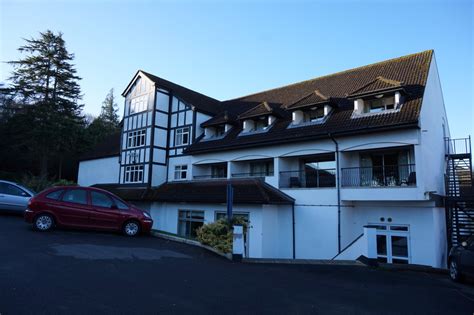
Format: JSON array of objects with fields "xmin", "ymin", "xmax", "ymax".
[{"xmin": 78, "ymin": 50, "xmax": 463, "ymax": 268}]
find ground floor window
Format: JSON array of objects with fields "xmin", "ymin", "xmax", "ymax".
[
  {"xmin": 124, "ymin": 165, "xmax": 144, "ymax": 183},
  {"xmin": 374, "ymin": 224, "xmax": 410, "ymax": 264},
  {"xmin": 178, "ymin": 210, "xmax": 204, "ymax": 238}
]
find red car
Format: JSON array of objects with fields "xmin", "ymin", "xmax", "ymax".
[{"xmin": 24, "ymin": 186, "xmax": 153, "ymax": 236}]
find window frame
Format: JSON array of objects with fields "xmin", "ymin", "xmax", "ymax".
[
  {"xmin": 127, "ymin": 129, "xmax": 147, "ymax": 148},
  {"xmin": 174, "ymin": 165, "xmax": 188, "ymax": 180},
  {"xmin": 177, "ymin": 210, "xmax": 205, "ymax": 239},
  {"xmin": 364, "ymin": 96, "xmax": 396, "ymax": 114},
  {"xmin": 129, "ymin": 95, "xmax": 148, "ymax": 114},
  {"xmin": 90, "ymin": 191, "xmax": 115, "ymax": 209},
  {"xmin": 124, "ymin": 165, "xmax": 144, "ymax": 183},
  {"xmin": 175, "ymin": 127, "xmax": 190, "ymax": 146}
]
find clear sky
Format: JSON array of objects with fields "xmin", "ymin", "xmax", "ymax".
[{"xmin": 1, "ymin": 0, "xmax": 472, "ymax": 138}]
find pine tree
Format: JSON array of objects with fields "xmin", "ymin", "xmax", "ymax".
[
  {"xmin": 6, "ymin": 30, "xmax": 83, "ymax": 178},
  {"xmin": 99, "ymin": 88, "xmax": 119, "ymax": 127}
]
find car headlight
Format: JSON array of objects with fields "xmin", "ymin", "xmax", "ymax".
[{"xmin": 143, "ymin": 212, "xmax": 151, "ymax": 219}]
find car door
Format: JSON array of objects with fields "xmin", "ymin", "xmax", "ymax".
[
  {"xmin": 460, "ymin": 238, "xmax": 474, "ymax": 277},
  {"xmin": 55, "ymin": 188, "xmax": 93, "ymax": 227},
  {"xmin": 89, "ymin": 191, "xmax": 123, "ymax": 230},
  {"xmin": 0, "ymin": 182, "xmax": 31, "ymax": 212}
]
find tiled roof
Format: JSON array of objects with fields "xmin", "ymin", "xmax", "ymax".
[
  {"xmin": 201, "ymin": 111, "xmax": 237, "ymax": 127},
  {"xmin": 79, "ymin": 132, "xmax": 121, "ymax": 161},
  {"xmin": 140, "ymin": 70, "xmax": 222, "ymax": 116},
  {"xmin": 93, "ymin": 179, "xmax": 295, "ymax": 205},
  {"xmin": 186, "ymin": 50, "xmax": 433, "ymax": 154},
  {"xmin": 285, "ymin": 89, "xmax": 331, "ymax": 110},
  {"xmin": 237, "ymin": 101, "xmax": 286, "ymax": 120},
  {"xmin": 347, "ymin": 76, "xmax": 404, "ymax": 98}
]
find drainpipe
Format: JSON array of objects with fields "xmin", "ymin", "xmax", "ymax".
[
  {"xmin": 329, "ymin": 133, "xmax": 341, "ymax": 253},
  {"xmin": 292, "ymin": 203, "xmax": 296, "ymax": 259}
]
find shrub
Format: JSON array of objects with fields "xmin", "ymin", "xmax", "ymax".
[{"xmin": 196, "ymin": 216, "xmax": 248, "ymax": 254}]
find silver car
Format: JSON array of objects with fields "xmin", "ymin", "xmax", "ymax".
[{"xmin": 0, "ymin": 180, "xmax": 36, "ymax": 213}]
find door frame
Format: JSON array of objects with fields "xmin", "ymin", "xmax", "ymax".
[{"xmin": 372, "ymin": 223, "xmax": 411, "ymax": 264}]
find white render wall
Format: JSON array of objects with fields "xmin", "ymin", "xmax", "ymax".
[
  {"xmin": 419, "ymin": 54, "xmax": 450, "ymax": 196},
  {"xmin": 78, "ymin": 156, "xmax": 119, "ymax": 186},
  {"xmin": 148, "ymin": 202, "xmax": 293, "ymax": 259}
]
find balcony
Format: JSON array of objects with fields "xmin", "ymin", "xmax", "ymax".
[
  {"xmin": 341, "ymin": 164, "xmax": 416, "ymax": 187},
  {"xmin": 231, "ymin": 171, "xmax": 274, "ymax": 178},
  {"xmin": 279, "ymin": 169, "xmax": 336, "ymax": 189}
]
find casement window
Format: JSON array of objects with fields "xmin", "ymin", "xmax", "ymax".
[
  {"xmin": 125, "ymin": 165, "xmax": 144, "ymax": 183},
  {"xmin": 130, "ymin": 95, "xmax": 148, "ymax": 114},
  {"xmin": 174, "ymin": 165, "xmax": 188, "ymax": 180},
  {"xmin": 127, "ymin": 129, "xmax": 146, "ymax": 148},
  {"xmin": 178, "ymin": 210, "xmax": 205, "ymax": 238},
  {"xmin": 364, "ymin": 96, "xmax": 395, "ymax": 113},
  {"xmin": 175, "ymin": 127, "xmax": 190, "ymax": 146}
]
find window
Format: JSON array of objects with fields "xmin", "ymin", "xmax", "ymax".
[
  {"xmin": 0, "ymin": 183, "xmax": 27, "ymax": 197},
  {"xmin": 174, "ymin": 165, "xmax": 188, "ymax": 180},
  {"xmin": 175, "ymin": 127, "xmax": 190, "ymax": 146},
  {"xmin": 250, "ymin": 160, "xmax": 274, "ymax": 177},
  {"xmin": 46, "ymin": 190, "xmax": 64, "ymax": 200},
  {"xmin": 91, "ymin": 191, "xmax": 114, "ymax": 208},
  {"xmin": 364, "ymin": 96, "xmax": 395, "ymax": 113},
  {"xmin": 304, "ymin": 107, "xmax": 325, "ymax": 122},
  {"xmin": 214, "ymin": 125, "xmax": 226, "ymax": 137},
  {"xmin": 255, "ymin": 117, "xmax": 269, "ymax": 131},
  {"xmin": 375, "ymin": 224, "xmax": 410, "ymax": 264},
  {"xmin": 62, "ymin": 189, "xmax": 88, "ymax": 205},
  {"xmin": 211, "ymin": 164, "xmax": 227, "ymax": 178},
  {"xmin": 178, "ymin": 210, "xmax": 205, "ymax": 238},
  {"xmin": 130, "ymin": 95, "xmax": 148, "ymax": 114},
  {"xmin": 127, "ymin": 129, "xmax": 146, "ymax": 148},
  {"xmin": 112, "ymin": 196, "xmax": 129, "ymax": 210},
  {"xmin": 125, "ymin": 165, "xmax": 144, "ymax": 183}
]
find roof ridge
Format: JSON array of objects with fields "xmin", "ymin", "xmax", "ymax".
[
  {"xmin": 139, "ymin": 70, "xmax": 222, "ymax": 103},
  {"xmin": 225, "ymin": 50, "xmax": 433, "ymax": 102}
]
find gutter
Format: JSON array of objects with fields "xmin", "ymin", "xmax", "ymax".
[{"xmin": 329, "ymin": 133, "xmax": 341, "ymax": 253}]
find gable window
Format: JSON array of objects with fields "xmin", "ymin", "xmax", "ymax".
[
  {"xmin": 130, "ymin": 95, "xmax": 148, "ymax": 114},
  {"xmin": 364, "ymin": 96, "xmax": 395, "ymax": 113},
  {"xmin": 125, "ymin": 165, "xmax": 144, "ymax": 183},
  {"xmin": 174, "ymin": 165, "xmax": 188, "ymax": 180},
  {"xmin": 175, "ymin": 127, "xmax": 190, "ymax": 146},
  {"xmin": 127, "ymin": 129, "xmax": 146, "ymax": 148}
]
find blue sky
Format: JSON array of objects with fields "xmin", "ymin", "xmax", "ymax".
[{"xmin": 1, "ymin": 0, "xmax": 472, "ymax": 138}]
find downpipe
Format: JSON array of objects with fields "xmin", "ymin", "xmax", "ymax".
[{"xmin": 329, "ymin": 133, "xmax": 341, "ymax": 253}]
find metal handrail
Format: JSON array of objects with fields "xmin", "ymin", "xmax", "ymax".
[
  {"xmin": 231, "ymin": 172, "xmax": 274, "ymax": 178},
  {"xmin": 341, "ymin": 164, "xmax": 416, "ymax": 187},
  {"xmin": 279, "ymin": 168, "xmax": 336, "ymax": 188}
]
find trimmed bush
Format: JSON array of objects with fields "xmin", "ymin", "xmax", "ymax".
[{"xmin": 196, "ymin": 217, "xmax": 248, "ymax": 254}]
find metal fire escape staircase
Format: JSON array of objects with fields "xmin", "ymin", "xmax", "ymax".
[{"xmin": 445, "ymin": 137, "xmax": 474, "ymax": 249}]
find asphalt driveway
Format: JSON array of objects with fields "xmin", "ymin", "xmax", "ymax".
[{"xmin": 1, "ymin": 214, "xmax": 473, "ymax": 314}]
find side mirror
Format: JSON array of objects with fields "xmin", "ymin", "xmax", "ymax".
[{"xmin": 462, "ymin": 241, "xmax": 468, "ymax": 247}]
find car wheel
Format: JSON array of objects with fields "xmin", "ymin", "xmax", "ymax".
[
  {"xmin": 34, "ymin": 214, "xmax": 54, "ymax": 232},
  {"xmin": 449, "ymin": 259, "xmax": 462, "ymax": 282},
  {"xmin": 123, "ymin": 220, "xmax": 140, "ymax": 237}
]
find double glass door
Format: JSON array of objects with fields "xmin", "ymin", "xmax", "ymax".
[{"xmin": 375, "ymin": 224, "xmax": 410, "ymax": 264}]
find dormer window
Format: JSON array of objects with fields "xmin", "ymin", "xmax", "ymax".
[
  {"xmin": 241, "ymin": 115, "xmax": 275, "ymax": 135},
  {"xmin": 364, "ymin": 95, "xmax": 395, "ymax": 113},
  {"xmin": 304, "ymin": 107, "xmax": 325, "ymax": 122},
  {"xmin": 203, "ymin": 123, "xmax": 232, "ymax": 140},
  {"xmin": 255, "ymin": 116, "xmax": 270, "ymax": 131},
  {"xmin": 215, "ymin": 125, "xmax": 226, "ymax": 137}
]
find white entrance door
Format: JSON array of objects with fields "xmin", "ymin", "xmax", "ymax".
[{"xmin": 375, "ymin": 224, "xmax": 410, "ymax": 264}]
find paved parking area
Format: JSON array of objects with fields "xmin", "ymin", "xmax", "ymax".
[{"xmin": 1, "ymin": 214, "xmax": 474, "ymax": 314}]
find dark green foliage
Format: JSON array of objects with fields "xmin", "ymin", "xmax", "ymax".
[
  {"xmin": 0, "ymin": 31, "xmax": 120, "ymax": 183},
  {"xmin": 196, "ymin": 217, "xmax": 248, "ymax": 253}
]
